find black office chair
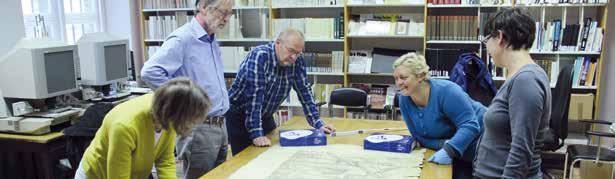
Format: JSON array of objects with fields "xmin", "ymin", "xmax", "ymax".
[
  {"xmin": 540, "ymin": 65, "xmax": 573, "ymax": 179},
  {"xmin": 384, "ymin": 93, "xmax": 401, "ymax": 120},
  {"xmin": 328, "ymin": 88, "xmax": 369, "ymax": 118},
  {"xmin": 543, "ymin": 65, "xmax": 574, "ymax": 151},
  {"xmin": 63, "ymin": 103, "xmax": 114, "ymax": 176},
  {"xmin": 563, "ymin": 120, "xmax": 615, "ymax": 179}
]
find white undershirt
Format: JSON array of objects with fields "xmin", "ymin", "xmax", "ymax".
[
  {"xmin": 151, "ymin": 130, "xmax": 163, "ymax": 178},
  {"xmin": 154, "ymin": 131, "xmax": 162, "ymax": 146}
]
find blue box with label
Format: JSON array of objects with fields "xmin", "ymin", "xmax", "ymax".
[
  {"xmin": 363, "ymin": 133, "xmax": 416, "ymax": 153},
  {"xmin": 279, "ymin": 129, "xmax": 327, "ymax": 147}
]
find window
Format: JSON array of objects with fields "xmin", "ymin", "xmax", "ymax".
[{"xmin": 21, "ymin": 0, "xmax": 103, "ymax": 44}]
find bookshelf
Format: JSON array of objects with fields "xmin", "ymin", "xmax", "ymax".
[
  {"xmin": 136, "ymin": 0, "xmax": 609, "ymax": 120},
  {"xmin": 272, "ymin": 5, "xmax": 345, "ymax": 9},
  {"xmin": 426, "ymin": 40, "xmax": 481, "ymax": 44}
]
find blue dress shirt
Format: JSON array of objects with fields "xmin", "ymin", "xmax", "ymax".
[{"xmin": 141, "ymin": 18, "xmax": 229, "ymax": 117}]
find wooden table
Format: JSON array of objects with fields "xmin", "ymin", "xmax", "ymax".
[
  {"xmin": 203, "ymin": 117, "xmax": 452, "ymax": 179},
  {"xmin": 0, "ymin": 131, "xmax": 67, "ymax": 179}
]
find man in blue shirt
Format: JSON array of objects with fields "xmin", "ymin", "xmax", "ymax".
[
  {"xmin": 140, "ymin": 0, "xmax": 233, "ymax": 178},
  {"xmin": 225, "ymin": 28, "xmax": 336, "ymax": 155}
]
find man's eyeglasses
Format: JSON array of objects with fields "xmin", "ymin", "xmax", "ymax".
[
  {"xmin": 211, "ymin": 7, "xmax": 232, "ymax": 18},
  {"xmin": 481, "ymin": 35, "xmax": 491, "ymax": 45},
  {"xmin": 285, "ymin": 45, "xmax": 303, "ymax": 57}
]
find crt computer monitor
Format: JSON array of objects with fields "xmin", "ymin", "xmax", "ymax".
[
  {"xmin": 77, "ymin": 32, "xmax": 130, "ymax": 86},
  {"xmin": 0, "ymin": 38, "xmax": 79, "ymax": 99}
]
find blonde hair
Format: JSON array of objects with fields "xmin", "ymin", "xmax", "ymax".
[
  {"xmin": 392, "ymin": 52, "xmax": 431, "ymax": 79},
  {"xmin": 151, "ymin": 77, "xmax": 211, "ymax": 136}
]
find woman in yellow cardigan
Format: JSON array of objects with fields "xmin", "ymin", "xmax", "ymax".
[{"xmin": 75, "ymin": 77, "xmax": 211, "ymax": 179}]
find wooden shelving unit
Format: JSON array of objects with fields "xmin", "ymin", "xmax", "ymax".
[{"xmin": 136, "ymin": 0, "xmax": 609, "ymax": 119}]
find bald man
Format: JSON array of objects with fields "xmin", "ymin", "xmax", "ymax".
[{"xmin": 225, "ymin": 28, "xmax": 336, "ymax": 155}]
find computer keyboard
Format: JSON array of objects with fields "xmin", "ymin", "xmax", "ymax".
[{"xmin": 129, "ymin": 87, "xmax": 152, "ymax": 94}]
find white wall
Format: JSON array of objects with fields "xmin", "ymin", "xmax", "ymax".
[
  {"xmin": 102, "ymin": 0, "xmax": 145, "ymax": 80},
  {"xmin": 103, "ymin": 0, "xmax": 133, "ymax": 49},
  {"xmin": 598, "ymin": 2, "xmax": 615, "ymax": 146},
  {"xmin": 0, "ymin": 0, "xmax": 25, "ymax": 56}
]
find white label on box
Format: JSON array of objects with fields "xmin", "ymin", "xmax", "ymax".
[
  {"xmin": 281, "ymin": 130, "xmax": 314, "ymax": 140},
  {"xmin": 366, "ymin": 134, "xmax": 403, "ymax": 143}
]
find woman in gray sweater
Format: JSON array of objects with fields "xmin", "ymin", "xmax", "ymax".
[{"xmin": 473, "ymin": 8, "xmax": 552, "ymax": 179}]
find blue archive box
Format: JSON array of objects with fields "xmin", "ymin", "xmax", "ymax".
[
  {"xmin": 364, "ymin": 133, "xmax": 416, "ymax": 153},
  {"xmin": 279, "ymin": 129, "xmax": 327, "ymax": 147}
]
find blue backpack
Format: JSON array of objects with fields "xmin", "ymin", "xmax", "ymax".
[{"xmin": 449, "ymin": 53, "xmax": 497, "ymax": 106}]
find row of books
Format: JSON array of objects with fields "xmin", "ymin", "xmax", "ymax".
[
  {"xmin": 425, "ymin": 48, "xmax": 472, "ymax": 77},
  {"xmin": 348, "ymin": 50, "xmax": 373, "ymax": 73},
  {"xmin": 516, "ymin": 0, "xmax": 607, "ymax": 4},
  {"xmin": 142, "ymin": 0, "xmax": 269, "ymax": 9},
  {"xmin": 272, "ymin": 0, "xmax": 344, "ymax": 6},
  {"xmin": 273, "ymin": 18, "xmax": 345, "ymax": 40},
  {"xmin": 534, "ymin": 57, "xmax": 599, "ymax": 87},
  {"xmin": 348, "ymin": 0, "xmax": 424, "ymax": 4},
  {"xmin": 304, "ymin": 51, "xmax": 345, "ymax": 73},
  {"xmin": 535, "ymin": 59, "xmax": 553, "ymax": 81},
  {"xmin": 429, "ymin": 0, "xmax": 473, "ymax": 5},
  {"xmin": 427, "ymin": 15, "xmax": 479, "ymax": 41},
  {"xmin": 218, "ymin": 13, "xmax": 269, "ymax": 39},
  {"xmin": 220, "ymin": 48, "xmax": 344, "ymax": 74},
  {"xmin": 428, "ymin": 0, "xmax": 511, "ymax": 5},
  {"xmin": 217, "ymin": 15, "xmax": 242, "ymax": 40},
  {"xmin": 142, "ymin": 0, "xmax": 196, "ymax": 9},
  {"xmin": 348, "ymin": 13, "xmax": 424, "ymax": 36},
  {"xmin": 234, "ymin": 0, "xmax": 268, "ymax": 7},
  {"xmin": 145, "ymin": 15, "xmax": 193, "ymax": 40},
  {"xmin": 145, "ymin": 13, "xmax": 269, "ymax": 40},
  {"xmin": 531, "ymin": 18, "xmax": 603, "ymax": 53},
  {"xmin": 571, "ymin": 56, "xmax": 599, "ymax": 87},
  {"xmin": 350, "ymin": 83, "xmax": 398, "ymax": 109}
]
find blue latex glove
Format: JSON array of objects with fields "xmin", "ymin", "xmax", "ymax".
[{"xmin": 428, "ymin": 149, "xmax": 453, "ymax": 165}]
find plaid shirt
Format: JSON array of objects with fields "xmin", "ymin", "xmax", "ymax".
[{"xmin": 228, "ymin": 43, "xmax": 325, "ymax": 139}]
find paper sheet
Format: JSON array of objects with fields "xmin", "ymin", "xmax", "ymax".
[{"xmin": 229, "ymin": 144, "xmax": 426, "ymax": 179}]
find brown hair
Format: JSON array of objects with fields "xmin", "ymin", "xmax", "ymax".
[{"xmin": 151, "ymin": 77, "xmax": 211, "ymax": 136}]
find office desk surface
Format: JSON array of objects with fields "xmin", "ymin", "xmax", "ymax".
[
  {"xmin": 203, "ymin": 117, "xmax": 452, "ymax": 179},
  {"xmin": 0, "ymin": 131, "xmax": 63, "ymax": 144}
]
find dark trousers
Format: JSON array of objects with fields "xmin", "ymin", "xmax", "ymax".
[
  {"xmin": 225, "ymin": 109, "xmax": 277, "ymax": 156},
  {"xmin": 454, "ymin": 159, "xmax": 474, "ymax": 179}
]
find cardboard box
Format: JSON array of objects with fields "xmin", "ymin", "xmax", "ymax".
[
  {"xmin": 279, "ymin": 129, "xmax": 326, "ymax": 147},
  {"xmin": 580, "ymin": 160, "xmax": 613, "ymax": 179},
  {"xmin": 568, "ymin": 93, "xmax": 594, "ymax": 120},
  {"xmin": 364, "ymin": 133, "xmax": 416, "ymax": 153}
]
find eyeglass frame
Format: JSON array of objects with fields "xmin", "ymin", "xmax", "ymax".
[
  {"xmin": 283, "ymin": 43, "xmax": 303, "ymax": 57},
  {"xmin": 208, "ymin": 6, "xmax": 233, "ymax": 18},
  {"xmin": 481, "ymin": 34, "xmax": 492, "ymax": 45}
]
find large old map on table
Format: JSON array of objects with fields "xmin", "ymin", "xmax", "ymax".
[{"xmin": 229, "ymin": 144, "xmax": 426, "ymax": 179}]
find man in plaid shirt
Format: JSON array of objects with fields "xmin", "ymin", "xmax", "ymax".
[{"xmin": 225, "ymin": 28, "xmax": 336, "ymax": 155}]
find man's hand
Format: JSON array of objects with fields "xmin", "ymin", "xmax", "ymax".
[
  {"xmin": 319, "ymin": 124, "xmax": 336, "ymax": 134},
  {"xmin": 252, "ymin": 136, "xmax": 271, "ymax": 147}
]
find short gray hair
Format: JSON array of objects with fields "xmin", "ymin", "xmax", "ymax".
[
  {"xmin": 194, "ymin": 0, "xmax": 232, "ymax": 13},
  {"xmin": 275, "ymin": 28, "xmax": 305, "ymax": 42},
  {"xmin": 392, "ymin": 52, "xmax": 431, "ymax": 79}
]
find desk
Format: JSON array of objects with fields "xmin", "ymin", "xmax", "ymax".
[
  {"xmin": 0, "ymin": 131, "xmax": 67, "ymax": 179},
  {"xmin": 203, "ymin": 117, "xmax": 452, "ymax": 179}
]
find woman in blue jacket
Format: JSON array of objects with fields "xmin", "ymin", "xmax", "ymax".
[{"xmin": 393, "ymin": 52, "xmax": 486, "ymax": 179}]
